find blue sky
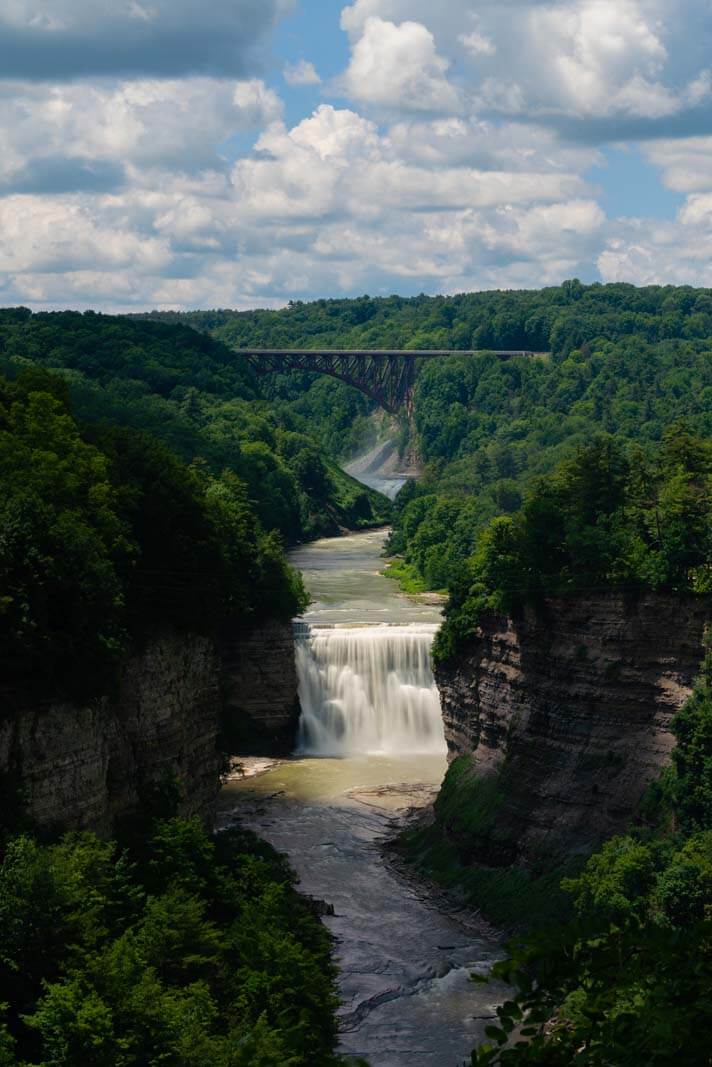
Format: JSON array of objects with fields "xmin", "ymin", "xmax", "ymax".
[{"xmin": 0, "ymin": 0, "xmax": 711, "ymax": 310}]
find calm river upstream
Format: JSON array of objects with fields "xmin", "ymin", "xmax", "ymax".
[{"xmin": 220, "ymin": 530, "xmax": 504, "ymax": 1066}]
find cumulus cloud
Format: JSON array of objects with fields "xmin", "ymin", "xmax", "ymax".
[
  {"xmin": 599, "ymin": 209, "xmax": 712, "ymax": 286},
  {"xmin": 458, "ymin": 30, "xmax": 496, "ymax": 58},
  {"xmin": 283, "ymin": 59, "xmax": 321, "ymax": 86},
  {"xmin": 0, "ymin": 77, "xmax": 282, "ymax": 191},
  {"xmin": 0, "ymin": 0, "xmax": 291, "ymax": 80},
  {"xmin": 0, "ymin": 96, "xmax": 614, "ymax": 311},
  {"xmin": 2, "ymin": 0, "xmax": 712, "ymax": 309},
  {"xmin": 338, "ymin": 16, "xmax": 461, "ymax": 113},
  {"xmin": 340, "ymin": 0, "xmax": 712, "ymax": 137},
  {"xmin": 644, "ymin": 136, "xmax": 712, "ymax": 192}
]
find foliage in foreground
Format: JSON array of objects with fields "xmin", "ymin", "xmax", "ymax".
[
  {"xmin": 0, "ymin": 817, "xmax": 342, "ymax": 1066},
  {"xmin": 469, "ymin": 645, "xmax": 712, "ymax": 1066}
]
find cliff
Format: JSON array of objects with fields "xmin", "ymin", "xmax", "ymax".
[
  {"xmin": 0, "ymin": 620, "xmax": 299, "ymax": 836},
  {"xmin": 221, "ymin": 620, "xmax": 301, "ymax": 755},
  {"xmin": 433, "ymin": 591, "xmax": 711, "ymax": 867}
]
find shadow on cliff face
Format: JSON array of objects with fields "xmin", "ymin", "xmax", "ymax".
[{"xmin": 402, "ymin": 591, "xmax": 712, "ymax": 929}]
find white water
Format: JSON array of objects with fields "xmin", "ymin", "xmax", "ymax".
[{"xmin": 296, "ymin": 622, "xmax": 447, "ymax": 757}]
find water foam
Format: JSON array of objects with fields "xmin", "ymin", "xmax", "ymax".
[{"xmin": 295, "ymin": 623, "xmax": 446, "ymax": 756}]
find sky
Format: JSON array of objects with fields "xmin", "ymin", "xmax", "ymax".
[{"xmin": 2, "ymin": 0, "xmax": 712, "ymax": 311}]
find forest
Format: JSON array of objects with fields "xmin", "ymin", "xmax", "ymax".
[
  {"xmin": 147, "ymin": 282, "xmax": 712, "ymax": 594},
  {"xmin": 0, "ymin": 813, "xmax": 345, "ymax": 1065},
  {"xmin": 0, "ymin": 310, "xmax": 389, "ymax": 547}
]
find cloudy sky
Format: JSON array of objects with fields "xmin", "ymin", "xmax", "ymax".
[{"xmin": 2, "ymin": 0, "xmax": 712, "ymax": 310}]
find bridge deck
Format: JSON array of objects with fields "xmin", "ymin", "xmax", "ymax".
[{"xmin": 238, "ymin": 349, "xmax": 547, "ymax": 358}]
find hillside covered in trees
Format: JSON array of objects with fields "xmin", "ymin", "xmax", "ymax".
[
  {"xmin": 139, "ymin": 279, "xmax": 712, "ymax": 355},
  {"xmin": 146, "ymin": 282, "xmax": 712, "ymax": 597},
  {"xmin": 0, "ymin": 310, "xmax": 389, "ymax": 548},
  {"xmin": 0, "ymin": 368, "xmax": 310, "ymax": 700}
]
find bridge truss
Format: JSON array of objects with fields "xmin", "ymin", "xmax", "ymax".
[{"xmin": 240, "ymin": 349, "xmax": 543, "ymax": 416}]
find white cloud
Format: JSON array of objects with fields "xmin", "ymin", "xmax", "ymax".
[
  {"xmin": 0, "ymin": 97, "xmax": 611, "ymax": 310},
  {"xmin": 283, "ymin": 58, "xmax": 321, "ymax": 86},
  {"xmin": 2, "ymin": 1, "xmax": 712, "ymax": 311},
  {"xmin": 339, "ymin": 0, "xmax": 712, "ymax": 134},
  {"xmin": 0, "ymin": 77, "xmax": 282, "ymax": 188},
  {"xmin": 598, "ymin": 198, "xmax": 712, "ymax": 286},
  {"xmin": 644, "ymin": 136, "xmax": 712, "ymax": 192},
  {"xmin": 458, "ymin": 30, "xmax": 496, "ymax": 58},
  {"xmin": 338, "ymin": 16, "xmax": 461, "ymax": 113}
]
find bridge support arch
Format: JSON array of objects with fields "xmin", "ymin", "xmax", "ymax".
[{"xmin": 240, "ymin": 349, "xmax": 545, "ymax": 415}]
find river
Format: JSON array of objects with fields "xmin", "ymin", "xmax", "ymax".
[{"xmin": 219, "ymin": 530, "xmax": 505, "ymax": 1066}]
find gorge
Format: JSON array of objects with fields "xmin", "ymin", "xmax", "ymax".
[
  {"xmin": 2, "ymin": 288, "xmax": 711, "ymax": 1065},
  {"xmin": 221, "ymin": 528, "xmax": 506, "ymax": 1067}
]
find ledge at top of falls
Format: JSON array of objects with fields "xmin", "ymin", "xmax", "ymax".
[{"xmin": 289, "ymin": 528, "xmax": 442, "ymax": 628}]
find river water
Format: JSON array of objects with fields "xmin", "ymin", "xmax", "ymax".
[{"xmin": 219, "ymin": 530, "xmax": 504, "ymax": 1066}]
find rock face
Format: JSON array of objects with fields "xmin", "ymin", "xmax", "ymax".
[
  {"xmin": 434, "ymin": 592, "xmax": 711, "ymax": 865},
  {"xmin": 0, "ymin": 621, "xmax": 299, "ymax": 835},
  {"xmin": 221, "ymin": 620, "xmax": 301, "ymax": 755}
]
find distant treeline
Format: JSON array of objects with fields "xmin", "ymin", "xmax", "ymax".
[{"xmin": 138, "ymin": 279, "xmax": 712, "ymax": 354}]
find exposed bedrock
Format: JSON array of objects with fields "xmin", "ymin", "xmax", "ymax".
[
  {"xmin": 434, "ymin": 592, "xmax": 711, "ymax": 865},
  {"xmin": 0, "ymin": 620, "xmax": 299, "ymax": 835},
  {"xmin": 220, "ymin": 619, "xmax": 301, "ymax": 756}
]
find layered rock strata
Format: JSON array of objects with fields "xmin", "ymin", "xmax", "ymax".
[
  {"xmin": 434, "ymin": 592, "xmax": 711, "ymax": 864},
  {"xmin": 0, "ymin": 621, "xmax": 299, "ymax": 835},
  {"xmin": 221, "ymin": 620, "xmax": 301, "ymax": 755}
]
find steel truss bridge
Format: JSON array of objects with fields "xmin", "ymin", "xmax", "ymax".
[{"xmin": 240, "ymin": 349, "xmax": 545, "ymax": 416}]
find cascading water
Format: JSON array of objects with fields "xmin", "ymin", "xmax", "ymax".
[{"xmin": 296, "ymin": 622, "xmax": 446, "ymax": 756}]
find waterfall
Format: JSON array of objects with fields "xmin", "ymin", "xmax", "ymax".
[{"xmin": 295, "ymin": 623, "xmax": 446, "ymax": 756}]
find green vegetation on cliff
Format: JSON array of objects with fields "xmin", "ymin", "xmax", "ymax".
[
  {"xmin": 0, "ymin": 310, "xmax": 367, "ymax": 1067},
  {"xmin": 389, "ymin": 335, "xmax": 712, "ymax": 595},
  {"xmin": 435, "ymin": 428, "xmax": 712, "ymax": 661},
  {"xmin": 0, "ymin": 816, "xmax": 343, "ymax": 1066}
]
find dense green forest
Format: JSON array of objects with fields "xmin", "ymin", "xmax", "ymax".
[
  {"xmin": 4, "ymin": 284, "xmax": 712, "ymax": 1065},
  {"xmin": 138, "ymin": 279, "xmax": 712, "ymax": 354},
  {"xmin": 0, "ymin": 310, "xmax": 389, "ymax": 546},
  {"xmin": 389, "ymin": 336, "xmax": 712, "ymax": 594},
  {"xmin": 0, "ymin": 312, "xmax": 380, "ymax": 1065},
  {"xmin": 0, "ymin": 813, "xmax": 346, "ymax": 1066},
  {"xmin": 144, "ymin": 282, "xmax": 712, "ymax": 594},
  {"xmin": 0, "ymin": 368, "xmax": 307, "ymax": 700}
]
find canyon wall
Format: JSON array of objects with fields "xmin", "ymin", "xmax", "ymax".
[
  {"xmin": 434, "ymin": 592, "xmax": 711, "ymax": 866},
  {"xmin": 221, "ymin": 620, "xmax": 301, "ymax": 755},
  {"xmin": 0, "ymin": 620, "xmax": 299, "ymax": 836}
]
